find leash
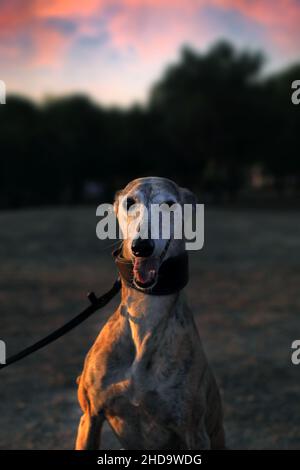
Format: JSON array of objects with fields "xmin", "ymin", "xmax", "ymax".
[
  {"xmin": 0, "ymin": 278, "xmax": 121, "ymax": 371},
  {"xmin": 0, "ymin": 249, "xmax": 189, "ymax": 371}
]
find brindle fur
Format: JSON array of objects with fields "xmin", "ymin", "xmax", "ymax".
[{"xmin": 75, "ymin": 177, "xmax": 225, "ymax": 450}]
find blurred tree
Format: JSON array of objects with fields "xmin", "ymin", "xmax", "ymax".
[
  {"xmin": 149, "ymin": 40, "xmax": 265, "ymax": 200},
  {"xmin": 261, "ymin": 64, "xmax": 300, "ymax": 194},
  {"xmin": 0, "ymin": 96, "xmax": 39, "ymax": 207},
  {"xmin": 0, "ymin": 40, "xmax": 299, "ymax": 208}
]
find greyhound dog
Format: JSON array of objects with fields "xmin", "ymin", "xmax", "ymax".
[{"xmin": 75, "ymin": 177, "xmax": 225, "ymax": 450}]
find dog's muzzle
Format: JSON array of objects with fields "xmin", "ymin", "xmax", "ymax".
[{"xmin": 113, "ymin": 247, "xmax": 189, "ymax": 296}]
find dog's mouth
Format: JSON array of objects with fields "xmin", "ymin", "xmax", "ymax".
[
  {"xmin": 132, "ymin": 239, "xmax": 171, "ymax": 291},
  {"xmin": 133, "ymin": 257, "xmax": 160, "ymax": 289}
]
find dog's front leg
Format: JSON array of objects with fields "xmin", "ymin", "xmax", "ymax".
[{"xmin": 75, "ymin": 411, "xmax": 105, "ymax": 450}]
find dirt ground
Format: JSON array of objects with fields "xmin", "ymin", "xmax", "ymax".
[{"xmin": 0, "ymin": 206, "xmax": 299, "ymax": 449}]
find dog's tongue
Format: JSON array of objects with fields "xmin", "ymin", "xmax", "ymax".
[{"xmin": 133, "ymin": 257, "xmax": 160, "ymax": 285}]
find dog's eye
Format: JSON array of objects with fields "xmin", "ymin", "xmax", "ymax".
[{"xmin": 126, "ymin": 197, "xmax": 135, "ymax": 210}]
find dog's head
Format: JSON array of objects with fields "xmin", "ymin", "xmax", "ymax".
[{"xmin": 114, "ymin": 177, "xmax": 196, "ymax": 291}]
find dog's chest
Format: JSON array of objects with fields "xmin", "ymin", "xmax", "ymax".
[
  {"xmin": 103, "ymin": 354, "xmax": 186, "ymax": 427},
  {"xmin": 104, "ymin": 364, "xmax": 186, "ymax": 450}
]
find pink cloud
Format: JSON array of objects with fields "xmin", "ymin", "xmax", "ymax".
[
  {"xmin": 1, "ymin": 0, "xmax": 300, "ymax": 69},
  {"xmin": 0, "ymin": 0, "xmax": 299, "ymax": 104},
  {"xmin": 214, "ymin": 0, "xmax": 300, "ymax": 26},
  {"xmin": 0, "ymin": 1, "xmax": 205, "ymax": 68},
  {"xmin": 103, "ymin": 0, "xmax": 300, "ymax": 60},
  {"xmin": 214, "ymin": 0, "xmax": 300, "ymax": 52},
  {"xmin": 29, "ymin": 27, "xmax": 74, "ymax": 68},
  {"xmin": 108, "ymin": 6, "xmax": 203, "ymax": 60},
  {"xmin": 0, "ymin": 1, "xmax": 33, "ymax": 33}
]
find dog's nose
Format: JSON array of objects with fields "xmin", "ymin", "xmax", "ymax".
[{"xmin": 131, "ymin": 238, "xmax": 154, "ymax": 257}]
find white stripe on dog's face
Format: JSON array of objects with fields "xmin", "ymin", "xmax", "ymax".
[{"xmin": 115, "ymin": 177, "xmax": 189, "ymax": 291}]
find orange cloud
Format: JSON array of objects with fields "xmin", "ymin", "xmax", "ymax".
[{"xmin": 35, "ymin": 0, "xmax": 103, "ymax": 18}]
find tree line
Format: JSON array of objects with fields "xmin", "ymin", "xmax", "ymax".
[{"xmin": 0, "ymin": 40, "xmax": 299, "ymax": 208}]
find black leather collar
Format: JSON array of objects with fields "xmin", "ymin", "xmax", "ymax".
[{"xmin": 113, "ymin": 247, "xmax": 189, "ymax": 296}]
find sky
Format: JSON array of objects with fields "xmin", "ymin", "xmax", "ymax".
[{"xmin": 0, "ymin": 0, "xmax": 300, "ymax": 106}]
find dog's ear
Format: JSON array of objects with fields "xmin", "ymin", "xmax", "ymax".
[{"xmin": 180, "ymin": 187, "xmax": 197, "ymax": 209}]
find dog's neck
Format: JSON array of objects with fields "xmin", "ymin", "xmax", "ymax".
[{"xmin": 120, "ymin": 283, "xmax": 181, "ymax": 358}]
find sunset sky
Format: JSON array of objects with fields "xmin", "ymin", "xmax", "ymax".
[{"xmin": 1, "ymin": 0, "xmax": 300, "ymax": 106}]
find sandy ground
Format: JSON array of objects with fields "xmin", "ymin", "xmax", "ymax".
[{"xmin": 0, "ymin": 206, "xmax": 299, "ymax": 449}]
